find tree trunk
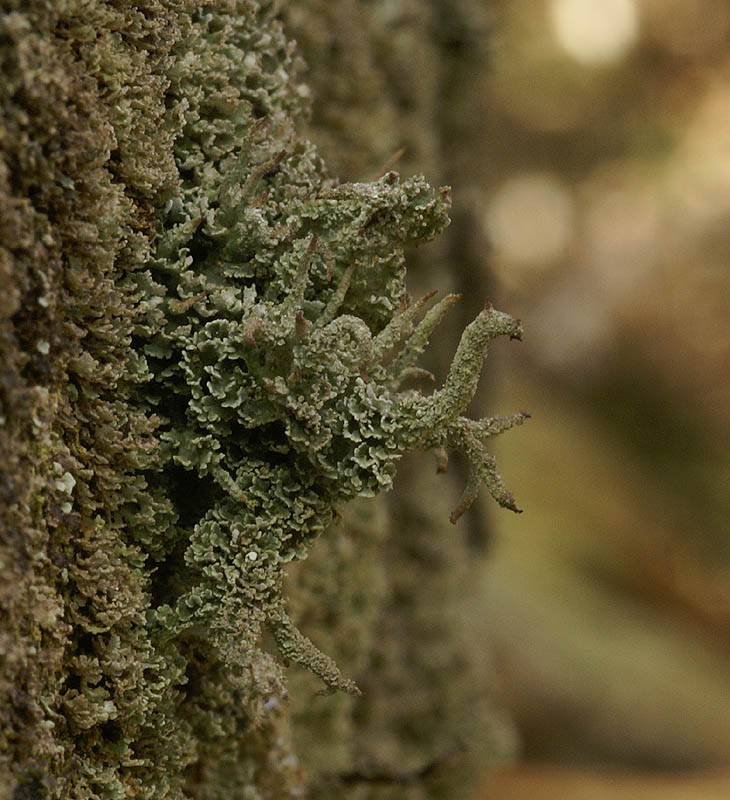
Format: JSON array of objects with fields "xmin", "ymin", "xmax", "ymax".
[{"xmin": 0, "ymin": 3, "xmax": 521, "ymax": 797}]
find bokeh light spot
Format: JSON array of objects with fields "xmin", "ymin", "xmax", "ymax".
[
  {"xmin": 550, "ymin": 0, "xmax": 639, "ymax": 65},
  {"xmin": 484, "ymin": 173, "xmax": 574, "ymax": 276}
]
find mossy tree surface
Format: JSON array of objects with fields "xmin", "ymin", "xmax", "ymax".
[{"xmin": 0, "ymin": 2, "xmax": 522, "ymax": 798}]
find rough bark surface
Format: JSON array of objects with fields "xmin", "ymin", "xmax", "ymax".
[{"xmin": 0, "ymin": 3, "xmax": 520, "ymax": 797}]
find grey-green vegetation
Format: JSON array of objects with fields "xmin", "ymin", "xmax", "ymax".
[{"xmin": 0, "ymin": 1, "xmax": 523, "ymax": 797}]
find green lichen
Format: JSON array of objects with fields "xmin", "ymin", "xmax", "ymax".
[{"xmin": 142, "ymin": 159, "xmax": 523, "ymax": 696}]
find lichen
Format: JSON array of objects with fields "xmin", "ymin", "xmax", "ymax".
[{"xmin": 142, "ymin": 150, "xmax": 524, "ymax": 693}]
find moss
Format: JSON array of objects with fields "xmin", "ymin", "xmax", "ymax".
[{"xmin": 1, "ymin": 2, "xmax": 191, "ymax": 796}]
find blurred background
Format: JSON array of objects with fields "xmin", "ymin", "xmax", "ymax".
[
  {"xmin": 288, "ymin": 1, "xmax": 730, "ymax": 796},
  {"xmin": 476, "ymin": 0, "xmax": 730, "ymax": 795}
]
